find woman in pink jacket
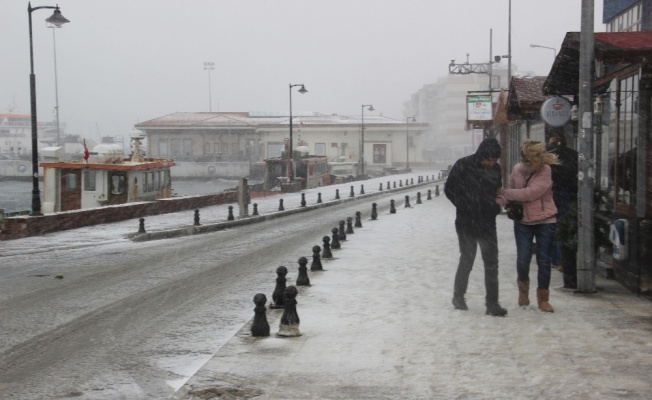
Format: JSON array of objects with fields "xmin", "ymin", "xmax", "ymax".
[{"xmin": 496, "ymin": 140, "xmax": 558, "ymax": 312}]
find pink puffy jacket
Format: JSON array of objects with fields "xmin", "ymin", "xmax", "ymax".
[{"xmin": 497, "ymin": 163, "xmax": 557, "ymax": 223}]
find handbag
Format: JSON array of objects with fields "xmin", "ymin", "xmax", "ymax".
[
  {"xmin": 505, "ymin": 172, "xmax": 535, "ymax": 221},
  {"xmin": 506, "ymin": 201, "xmax": 523, "ymax": 220}
]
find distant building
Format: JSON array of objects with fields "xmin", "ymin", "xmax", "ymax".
[{"xmin": 135, "ymin": 112, "xmax": 429, "ymax": 178}]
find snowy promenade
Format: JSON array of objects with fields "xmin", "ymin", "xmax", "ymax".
[{"xmin": 170, "ymin": 182, "xmax": 652, "ymax": 400}]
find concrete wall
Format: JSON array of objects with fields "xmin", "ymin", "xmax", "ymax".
[{"xmin": 0, "ymin": 191, "xmax": 237, "ymax": 240}]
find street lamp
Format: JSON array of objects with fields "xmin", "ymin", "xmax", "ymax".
[
  {"xmin": 28, "ymin": 2, "xmax": 69, "ymax": 216},
  {"xmin": 406, "ymin": 116, "xmax": 416, "ymax": 170},
  {"xmin": 288, "ymin": 83, "xmax": 308, "ymax": 182},
  {"xmin": 47, "ymin": 22, "xmax": 61, "ymax": 147},
  {"xmin": 360, "ymin": 104, "xmax": 374, "ymax": 176},
  {"xmin": 530, "ymin": 43, "xmax": 557, "ymax": 57},
  {"xmin": 204, "ymin": 62, "xmax": 214, "ymax": 112}
]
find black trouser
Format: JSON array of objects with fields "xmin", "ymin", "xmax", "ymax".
[{"xmin": 453, "ymin": 219, "xmax": 500, "ymax": 305}]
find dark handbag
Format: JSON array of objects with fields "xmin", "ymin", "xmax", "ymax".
[
  {"xmin": 505, "ymin": 172, "xmax": 535, "ymax": 221},
  {"xmin": 506, "ymin": 201, "xmax": 523, "ymax": 220}
]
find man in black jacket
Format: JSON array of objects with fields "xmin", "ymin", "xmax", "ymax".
[
  {"xmin": 444, "ymin": 138, "xmax": 507, "ymax": 316},
  {"xmin": 547, "ymin": 136, "xmax": 578, "ymax": 270}
]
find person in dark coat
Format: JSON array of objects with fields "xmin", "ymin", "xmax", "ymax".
[
  {"xmin": 444, "ymin": 138, "xmax": 507, "ymax": 317},
  {"xmin": 547, "ymin": 136, "xmax": 578, "ymax": 269}
]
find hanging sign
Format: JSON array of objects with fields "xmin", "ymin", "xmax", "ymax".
[
  {"xmin": 467, "ymin": 95, "xmax": 493, "ymax": 122},
  {"xmin": 540, "ymin": 96, "xmax": 572, "ymax": 127}
]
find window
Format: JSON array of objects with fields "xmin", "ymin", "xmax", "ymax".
[
  {"xmin": 147, "ymin": 172, "xmax": 155, "ymax": 192},
  {"xmin": 83, "ymin": 170, "xmax": 96, "ymax": 191},
  {"xmin": 110, "ymin": 174, "xmax": 126, "ymax": 195},
  {"xmin": 231, "ymin": 143, "xmax": 238, "ymax": 155},
  {"xmin": 159, "ymin": 139, "xmax": 168, "ymax": 156},
  {"xmin": 183, "ymin": 139, "xmax": 193, "ymax": 156},
  {"xmin": 64, "ymin": 173, "xmax": 77, "ymax": 191},
  {"xmin": 611, "ymin": 73, "xmax": 639, "ymax": 214},
  {"xmin": 315, "ymin": 143, "xmax": 326, "ymax": 156},
  {"xmin": 170, "ymin": 139, "xmax": 181, "ymax": 156}
]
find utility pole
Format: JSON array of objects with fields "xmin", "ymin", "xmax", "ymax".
[{"xmin": 577, "ymin": 0, "xmax": 596, "ymax": 293}]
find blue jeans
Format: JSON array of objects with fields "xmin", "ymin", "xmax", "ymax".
[{"xmin": 514, "ymin": 222, "xmax": 555, "ymax": 290}]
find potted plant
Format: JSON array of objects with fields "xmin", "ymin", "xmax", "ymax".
[{"xmin": 555, "ymin": 189, "xmax": 613, "ymax": 288}]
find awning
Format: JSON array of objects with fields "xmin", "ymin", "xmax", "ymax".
[{"xmin": 543, "ymin": 31, "xmax": 652, "ymax": 96}]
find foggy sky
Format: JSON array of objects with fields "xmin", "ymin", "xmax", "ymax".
[{"xmin": 1, "ymin": 1, "xmax": 603, "ymax": 143}]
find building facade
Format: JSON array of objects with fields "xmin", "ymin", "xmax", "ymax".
[{"xmin": 135, "ymin": 112, "xmax": 428, "ymax": 178}]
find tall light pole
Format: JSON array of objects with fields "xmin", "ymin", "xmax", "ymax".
[
  {"xmin": 406, "ymin": 116, "xmax": 415, "ymax": 170},
  {"xmin": 360, "ymin": 104, "xmax": 374, "ymax": 176},
  {"xmin": 288, "ymin": 83, "xmax": 308, "ymax": 182},
  {"xmin": 28, "ymin": 2, "xmax": 69, "ymax": 216},
  {"xmin": 204, "ymin": 62, "xmax": 214, "ymax": 112},
  {"xmin": 47, "ymin": 22, "xmax": 61, "ymax": 147}
]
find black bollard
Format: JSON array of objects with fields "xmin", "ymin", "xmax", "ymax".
[
  {"xmin": 270, "ymin": 266, "xmax": 288, "ymax": 309},
  {"xmin": 360, "ymin": 184, "xmax": 365, "ymax": 195},
  {"xmin": 349, "ymin": 185, "xmax": 355, "ymax": 198},
  {"xmin": 317, "ymin": 193, "xmax": 322, "ymax": 203},
  {"xmin": 411, "ymin": 178, "xmax": 414, "ymax": 185},
  {"xmin": 278, "ymin": 285, "xmax": 300, "ymax": 337},
  {"xmin": 310, "ymin": 246, "xmax": 323, "ymax": 271},
  {"xmin": 399, "ymin": 180, "xmax": 403, "ymax": 187},
  {"xmin": 371, "ymin": 203, "xmax": 378, "ymax": 220},
  {"xmin": 300, "ymin": 193, "xmax": 306, "ymax": 207},
  {"xmin": 405, "ymin": 195, "xmax": 411, "ymax": 208},
  {"xmin": 387, "ymin": 181, "xmax": 391, "ymax": 190},
  {"xmin": 390, "ymin": 199, "xmax": 396, "ymax": 214},
  {"xmin": 194, "ymin": 209, "xmax": 201, "ymax": 226},
  {"xmin": 435, "ymin": 185, "xmax": 440, "ymax": 197},
  {"xmin": 393, "ymin": 181, "xmax": 397, "ymax": 189},
  {"xmin": 346, "ymin": 216, "xmax": 354, "ymax": 234},
  {"xmin": 138, "ymin": 217, "xmax": 146, "ymax": 233},
  {"xmin": 355, "ymin": 211, "xmax": 362, "ymax": 228},
  {"xmin": 335, "ymin": 189, "xmax": 340, "ymax": 200},
  {"xmin": 251, "ymin": 293, "xmax": 270, "ymax": 337},
  {"xmin": 279, "ymin": 198, "xmax": 284, "ymax": 211},
  {"xmin": 322, "ymin": 236, "xmax": 333, "ymax": 259},
  {"xmin": 416, "ymin": 192, "xmax": 422, "ymax": 204},
  {"xmin": 379, "ymin": 183, "xmax": 383, "ymax": 191},
  {"xmin": 297, "ymin": 256, "xmax": 312, "ymax": 285},
  {"xmin": 338, "ymin": 220, "xmax": 347, "ymax": 241},
  {"xmin": 438, "ymin": 172, "xmax": 441, "ymax": 179},
  {"xmin": 228, "ymin": 206, "xmax": 235, "ymax": 221},
  {"xmin": 253, "ymin": 203, "xmax": 259, "ymax": 215},
  {"xmin": 427, "ymin": 189, "xmax": 432, "ymax": 200},
  {"xmin": 331, "ymin": 227, "xmax": 341, "ymax": 249}
]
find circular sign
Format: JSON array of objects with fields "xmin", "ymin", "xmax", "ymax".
[
  {"xmin": 207, "ymin": 166, "xmax": 216, "ymax": 175},
  {"xmin": 18, "ymin": 164, "xmax": 27, "ymax": 173},
  {"xmin": 540, "ymin": 96, "xmax": 572, "ymax": 127}
]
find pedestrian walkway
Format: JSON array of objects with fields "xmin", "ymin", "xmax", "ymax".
[{"xmin": 172, "ymin": 192, "xmax": 652, "ymax": 400}]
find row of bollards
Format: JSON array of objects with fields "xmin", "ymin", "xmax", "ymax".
[{"xmin": 249, "ymin": 183, "xmax": 445, "ymax": 338}]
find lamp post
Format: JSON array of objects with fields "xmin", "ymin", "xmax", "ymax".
[
  {"xmin": 288, "ymin": 83, "xmax": 308, "ymax": 182},
  {"xmin": 529, "ymin": 44, "xmax": 557, "ymax": 58},
  {"xmin": 406, "ymin": 116, "xmax": 415, "ymax": 170},
  {"xmin": 360, "ymin": 104, "xmax": 374, "ymax": 176},
  {"xmin": 204, "ymin": 62, "xmax": 214, "ymax": 112},
  {"xmin": 47, "ymin": 22, "xmax": 61, "ymax": 147},
  {"xmin": 28, "ymin": 2, "xmax": 69, "ymax": 216}
]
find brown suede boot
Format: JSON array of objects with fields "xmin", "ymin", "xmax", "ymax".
[
  {"xmin": 537, "ymin": 288, "xmax": 554, "ymax": 313},
  {"xmin": 517, "ymin": 279, "xmax": 530, "ymax": 307}
]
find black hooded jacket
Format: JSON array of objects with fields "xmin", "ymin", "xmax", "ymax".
[{"xmin": 444, "ymin": 139, "xmax": 502, "ymax": 231}]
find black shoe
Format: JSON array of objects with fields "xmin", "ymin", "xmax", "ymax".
[
  {"xmin": 452, "ymin": 296, "xmax": 468, "ymax": 310},
  {"xmin": 486, "ymin": 303, "xmax": 507, "ymax": 317}
]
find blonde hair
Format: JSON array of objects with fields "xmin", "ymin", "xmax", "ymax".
[{"xmin": 520, "ymin": 140, "xmax": 558, "ymax": 171}]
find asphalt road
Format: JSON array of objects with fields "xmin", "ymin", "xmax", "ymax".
[{"xmin": 0, "ymin": 187, "xmax": 416, "ymax": 399}]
